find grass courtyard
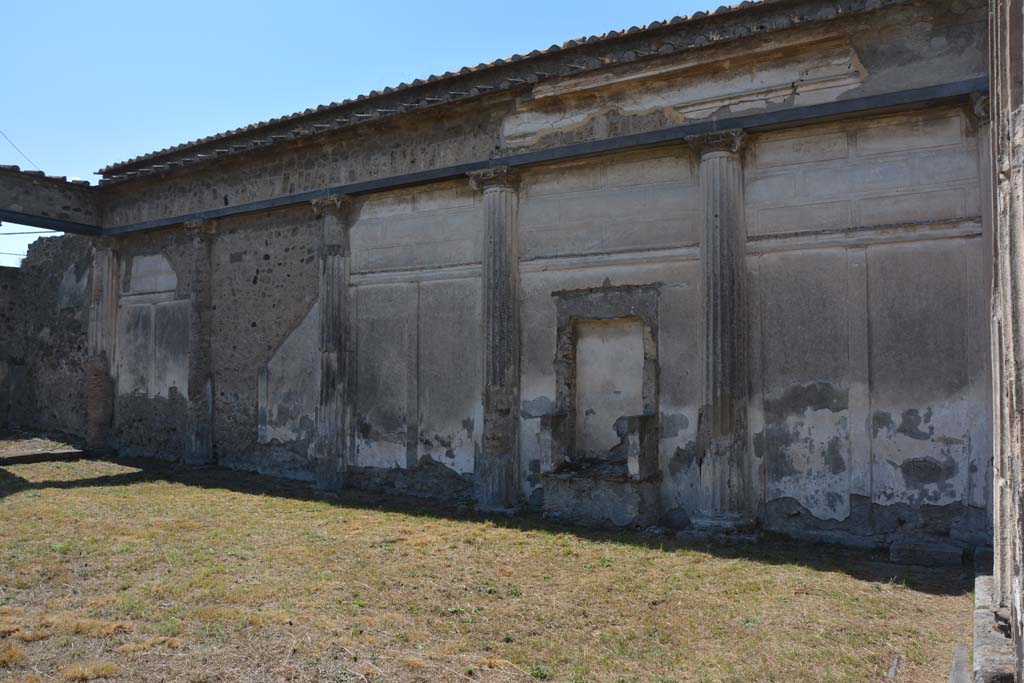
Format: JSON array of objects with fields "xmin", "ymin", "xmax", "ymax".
[{"xmin": 0, "ymin": 434, "xmax": 972, "ymax": 682}]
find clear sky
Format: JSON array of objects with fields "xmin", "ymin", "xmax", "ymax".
[{"xmin": 1, "ymin": 0, "xmax": 711, "ymax": 267}]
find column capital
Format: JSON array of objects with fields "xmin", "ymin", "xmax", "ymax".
[
  {"xmin": 686, "ymin": 129, "xmax": 747, "ymax": 157},
  {"xmin": 311, "ymin": 194, "xmax": 352, "ymax": 219},
  {"xmin": 92, "ymin": 235, "xmax": 117, "ymax": 251},
  {"xmin": 313, "ymin": 194, "xmax": 352, "ymax": 256},
  {"xmin": 184, "ymin": 217, "xmax": 217, "ymax": 239},
  {"xmin": 970, "ymin": 92, "xmax": 991, "ymax": 125},
  {"xmin": 468, "ymin": 166, "xmax": 520, "ymax": 192}
]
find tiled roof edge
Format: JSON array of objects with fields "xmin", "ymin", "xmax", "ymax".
[
  {"xmin": 97, "ymin": 0, "xmax": 901, "ymax": 182},
  {"xmin": 0, "ymin": 164, "xmax": 94, "ymax": 187}
]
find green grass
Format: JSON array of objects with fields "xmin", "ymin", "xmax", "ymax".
[{"xmin": 0, "ymin": 435, "xmax": 971, "ymax": 682}]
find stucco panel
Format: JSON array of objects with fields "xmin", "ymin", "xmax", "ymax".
[
  {"xmin": 417, "ymin": 277, "xmax": 482, "ymax": 475},
  {"xmin": 351, "ymin": 182, "xmax": 482, "ymax": 273},
  {"xmin": 519, "ymin": 149, "xmax": 701, "ymax": 259},
  {"xmin": 755, "ymin": 248, "xmax": 853, "ymax": 521},
  {"xmin": 746, "ymin": 108, "xmax": 980, "ymax": 236},
  {"xmin": 868, "ymin": 239, "xmax": 974, "ymax": 508},
  {"xmin": 353, "ymin": 283, "xmax": 417, "ymax": 469}
]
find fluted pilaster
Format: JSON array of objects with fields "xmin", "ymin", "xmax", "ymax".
[
  {"xmin": 312, "ymin": 194, "xmax": 353, "ymax": 491},
  {"xmin": 469, "ymin": 166, "xmax": 521, "ymax": 511},
  {"xmin": 185, "ymin": 218, "xmax": 216, "ymax": 464},
  {"xmin": 689, "ymin": 130, "xmax": 752, "ymax": 520},
  {"xmin": 85, "ymin": 240, "xmax": 118, "ymax": 449}
]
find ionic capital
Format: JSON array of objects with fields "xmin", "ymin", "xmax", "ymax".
[
  {"xmin": 686, "ymin": 129, "xmax": 747, "ymax": 157},
  {"xmin": 970, "ymin": 92, "xmax": 991, "ymax": 126},
  {"xmin": 311, "ymin": 194, "xmax": 353, "ymax": 220},
  {"xmin": 93, "ymin": 235, "xmax": 117, "ymax": 251},
  {"xmin": 468, "ymin": 166, "xmax": 520, "ymax": 192}
]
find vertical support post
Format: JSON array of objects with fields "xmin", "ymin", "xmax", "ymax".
[
  {"xmin": 469, "ymin": 166, "xmax": 521, "ymax": 512},
  {"xmin": 85, "ymin": 238, "xmax": 118, "ymax": 450},
  {"xmin": 312, "ymin": 195, "xmax": 353, "ymax": 491},
  {"xmin": 185, "ymin": 218, "xmax": 216, "ymax": 465},
  {"xmin": 688, "ymin": 129, "xmax": 754, "ymax": 527}
]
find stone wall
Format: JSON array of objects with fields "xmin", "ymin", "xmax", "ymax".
[
  {"xmin": 0, "ymin": 0, "xmax": 996, "ymax": 553},
  {"xmin": 210, "ymin": 207, "xmax": 321, "ymax": 477},
  {"xmin": 0, "ymin": 266, "xmax": 20, "ymax": 427},
  {"xmin": 0, "ymin": 166, "xmax": 100, "ymax": 229},
  {"xmin": 3, "ymin": 235, "xmax": 93, "ymax": 438}
]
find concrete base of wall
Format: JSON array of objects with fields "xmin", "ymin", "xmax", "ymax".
[
  {"xmin": 541, "ymin": 472, "xmax": 660, "ymax": 529},
  {"xmin": 973, "ymin": 550, "xmax": 1015, "ymax": 683},
  {"xmin": 347, "ymin": 458, "xmax": 474, "ymax": 503}
]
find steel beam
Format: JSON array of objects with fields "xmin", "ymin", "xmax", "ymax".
[{"xmin": 93, "ymin": 77, "xmax": 987, "ymax": 235}]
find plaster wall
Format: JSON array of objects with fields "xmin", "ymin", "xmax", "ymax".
[
  {"xmin": 0, "ymin": 0, "xmax": 994, "ymax": 551},
  {"xmin": 745, "ymin": 107, "xmax": 991, "ymax": 544},
  {"xmin": 574, "ymin": 320, "xmax": 646, "ymax": 456},
  {"xmin": 514, "ymin": 107, "xmax": 988, "ymax": 543},
  {"xmin": 348, "ymin": 183, "xmax": 482, "ymax": 494}
]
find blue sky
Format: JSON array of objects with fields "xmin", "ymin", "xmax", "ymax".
[{"xmin": 1, "ymin": 0, "xmax": 710, "ymax": 266}]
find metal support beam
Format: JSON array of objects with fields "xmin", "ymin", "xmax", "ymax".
[
  {"xmin": 0, "ymin": 209, "xmax": 101, "ymax": 235},
  {"xmin": 1, "ymin": 79, "xmax": 985, "ymax": 239}
]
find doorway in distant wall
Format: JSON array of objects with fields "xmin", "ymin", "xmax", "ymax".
[{"xmin": 542, "ymin": 283, "xmax": 661, "ymax": 477}]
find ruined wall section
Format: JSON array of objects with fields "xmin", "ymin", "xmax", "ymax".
[
  {"xmin": 108, "ymin": 229, "xmax": 196, "ymax": 457},
  {"xmin": 3, "ymin": 235, "xmax": 93, "ymax": 438},
  {"xmin": 96, "ymin": 0, "xmax": 986, "ymax": 232},
  {"xmin": 209, "ymin": 207, "xmax": 320, "ymax": 479},
  {"xmin": 0, "ymin": 267, "xmax": 21, "ymax": 427},
  {"xmin": 503, "ymin": 0, "xmax": 985, "ymax": 153}
]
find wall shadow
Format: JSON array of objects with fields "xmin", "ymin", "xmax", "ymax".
[{"xmin": 0, "ymin": 449, "xmax": 973, "ymax": 598}]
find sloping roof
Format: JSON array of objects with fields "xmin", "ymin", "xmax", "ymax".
[
  {"xmin": 97, "ymin": 0, "xmax": 897, "ymax": 183},
  {"xmin": 1, "ymin": 164, "xmax": 93, "ymax": 187}
]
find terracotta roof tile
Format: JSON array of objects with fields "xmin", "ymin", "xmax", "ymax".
[
  {"xmin": 0, "ymin": 164, "xmax": 93, "ymax": 187},
  {"xmin": 96, "ymin": 0, "xmax": 895, "ymax": 182}
]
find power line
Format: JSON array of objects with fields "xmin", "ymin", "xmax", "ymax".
[
  {"xmin": 0, "ymin": 252, "xmax": 26, "ymax": 257},
  {"xmin": 0, "ymin": 128, "xmax": 41, "ymax": 171},
  {"xmin": 0, "ymin": 231, "xmax": 52, "ymax": 235}
]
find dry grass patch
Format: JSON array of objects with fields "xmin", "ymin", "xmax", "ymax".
[
  {"xmin": 42, "ymin": 615, "xmax": 132, "ymax": 637},
  {"xmin": 116, "ymin": 636, "xmax": 182, "ymax": 653},
  {"xmin": 7, "ymin": 675, "xmax": 43, "ymax": 683},
  {"xmin": 0, "ymin": 642, "xmax": 26, "ymax": 666},
  {"xmin": 14, "ymin": 628, "xmax": 51, "ymax": 642},
  {"xmin": 60, "ymin": 661, "xmax": 119, "ymax": 681},
  {"xmin": 0, "ymin": 436, "xmax": 974, "ymax": 682}
]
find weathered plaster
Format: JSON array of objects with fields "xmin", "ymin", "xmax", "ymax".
[{"xmin": 0, "ymin": 0, "xmax": 997, "ymax": 561}]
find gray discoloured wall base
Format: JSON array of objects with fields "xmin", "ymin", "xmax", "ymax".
[{"xmin": 0, "ymin": 0, "xmax": 998, "ymax": 560}]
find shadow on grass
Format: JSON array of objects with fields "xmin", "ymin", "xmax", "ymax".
[{"xmin": 0, "ymin": 447, "xmax": 973, "ymax": 598}]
